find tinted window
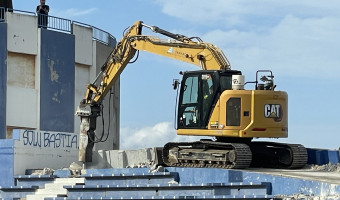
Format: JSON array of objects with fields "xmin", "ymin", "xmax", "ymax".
[
  {"xmin": 182, "ymin": 76, "xmax": 198, "ymax": 104},
  {"xmin": 226, "ymin": 98, "xmax": 241, "ymax": 126},
  {"xmin": 220, "ymin": 75, "xmax": 232, "ymax": 91}
]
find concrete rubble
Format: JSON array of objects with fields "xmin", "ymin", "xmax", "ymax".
[
  {"xmin": 26, "ymin": 162, "xmax": 84, "ymax": 177},
  {"xmin": 275, "ymin": 194, "xmax": 340, "ymax": 200},
  {"xmin": 308, "ymin": 163, "xmax": 340, "ymax": 172},
  {"xmin": 85, "ymin": 148, "xmax": 157, "ymax": 169}
]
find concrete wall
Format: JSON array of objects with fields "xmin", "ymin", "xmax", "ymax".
[
  {"xmin": 73, "ymin": 24, "xmax": 93, "ymax": 66},
  {"xmin": 6, "ymin": 53, "xmax": 37, "ymax": 129},
  {"xmin": 86, "ymin": 148, "xmax": 155, "ymax": 169},
  {"xmin": 6, "ymin": 12, "xmax": 38, "ymax": 55},
  {"xmin": 13, "ymin": 129, "xmax": 78, "ymax": 175},
  {"xmin": 0, "ymin": 23, "xmax": 6, "ymax": 139}
]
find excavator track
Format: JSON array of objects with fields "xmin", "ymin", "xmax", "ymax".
[
  {"xmin": 249, "ymin": 142, "xmax": 308, "ymax": 169},
  {"xmin": 162, "ymin": 141, "xmax": 252, "ymax": 169},
  {"xmin": 161, "ymin": 141, "xmax": 307, "ymax": 169}
]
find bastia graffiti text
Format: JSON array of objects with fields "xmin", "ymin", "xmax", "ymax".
[{"xmin": 22, "ymin": 130, "xmax": 78, "ymax": 149}]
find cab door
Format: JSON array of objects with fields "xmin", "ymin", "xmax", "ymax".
[
  {"xmin": 177, "ymin": 74, "xmax": 200, "ymax": 128},
  {"xmin": 177, "ymin": 72, "xmax": 216, "ymax": 129}
]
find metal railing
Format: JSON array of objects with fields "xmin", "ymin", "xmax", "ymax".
[
  {"xmin": 38, "ymin": 14, "xmax": 72, "ymax": 32},
  {"xmin": 92, "ymin": 26, "xmax": 116, "ymax": 46},
  {"xmin": 0, "ymin": 7, "xmax": 116, "ymax": 46},
  {"xmin": 38, "ymin": 13, "xmax": 116, "ymax": 46},
  {"xmin": 73, "ymin": 21, "xmax": 116, "ymax": 47}
]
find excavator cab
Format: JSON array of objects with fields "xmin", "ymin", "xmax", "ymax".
[{"xmin": 177, "ymin": 70, "xmax": 242, "ymax": 129}]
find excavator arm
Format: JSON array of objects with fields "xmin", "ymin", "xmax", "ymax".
[
  {"xmin": 76, "ymin": 21, "xmax": 231, "ymax": 162},
  {"xmin": 85, "ymin": 21, "xmax": 230, "ymax": 106}
]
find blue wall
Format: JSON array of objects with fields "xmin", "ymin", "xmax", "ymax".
[
  {"xmin": 0, "ymin": 139, "xmax": 14, "ymax": 186},
  {"xmin": 0, "ymin": 23, "xmax": 7, "ymax": 139},
  {"xmin": 40, "ymin": 28, "xmax": 75, "ymax": 132}
]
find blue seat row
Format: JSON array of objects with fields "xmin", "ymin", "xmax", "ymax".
[
  {"xmin": 45, "ymin": 194, "xmax": 273, "ymax": 200},
  {"xmin": 82, "ymin": 171, "xmax": 179, "ymax": 185},
  {"xmin": 0, "ymin": 185, "xmax": 39, "ymax": 199},
  {"xmin": 62, "ymin": 182, "xmax": 271, "ymax": 199},
  {"xmin": 14, "ymin": 174, "xmax": 57, "ymax": 187}
]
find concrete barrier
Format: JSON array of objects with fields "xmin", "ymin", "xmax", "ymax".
[{"xmin": 86, "ymin": 148, "xmax": 155, "ymax": 169}]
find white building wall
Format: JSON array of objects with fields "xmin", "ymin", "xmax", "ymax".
[
  {"xmin": 35, "ymin": 29, "xmax": 42, "ymax": 132},
  {"xmin": 6, "ymin": 12, "xmax": 38, "ymax": 55},
  {"xmin": 6, "ymin": 86, "xmax": 37, "ymax": 128},
  {"xmin": 6, "ymin": 13, "xmax": 38, "ymax": 130},
  {"xmin": 73, "ymin": 24, "xmax": 93, "ymax": 66}
]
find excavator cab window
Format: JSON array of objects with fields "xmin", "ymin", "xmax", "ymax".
[
  {"xmin": 220, "ymin": 76, "xmax": 232, "ymax": 91},
  {"xmin": 178, "ymin": 72, "xmax": 217, "ymax": 129},
  {"xmin": 202, "ymin": 74, "xmax": 214, "ymax": 125},
  {"xmin": 179, "ymin": 75, "xmax": 199, "ymax": 128},
  {"xmin": 219, "ymin": 70, "xmax": 242, "ymax": 91}
]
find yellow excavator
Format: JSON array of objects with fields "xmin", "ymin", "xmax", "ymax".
[{"xmin": 76, "ymin": 21, "xmax": 307, "ymax": 169}]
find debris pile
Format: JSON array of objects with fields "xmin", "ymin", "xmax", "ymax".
[
  {"xmin": 30, "ymin": 168, "xmax": 54, "ymax": 175},
  {"xmin": 308, "ymin": 163, "xmax": 340, "ymax": 172},
  {"xmin": 126, "ymin": 160, "xmax": 154, "ymax": 168},
  {"xmin": 275, "ymin": 194, "xmax": 340, "ymax": 200},
  {"xmin": 26, "ymin": 162, "xmax": 83, "ymax": 176}
]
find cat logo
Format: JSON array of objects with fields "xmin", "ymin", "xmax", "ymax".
[{"xmin": 264, "ymin": 104, "xmax": 282, "ymax": 122}]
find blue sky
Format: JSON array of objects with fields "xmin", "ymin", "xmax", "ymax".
[{"xmin": 15, "ymin": 0, "xmax": 340, "ymax": 150}]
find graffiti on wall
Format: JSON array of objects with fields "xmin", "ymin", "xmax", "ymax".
[{"xmin": 22, "ymin": 130, "xmax": 78, "ymax": 149}]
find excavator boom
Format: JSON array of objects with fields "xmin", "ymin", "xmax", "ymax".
[{"xmin": 80, "ymin": 21, "xmax": 231, "ymax": 106}]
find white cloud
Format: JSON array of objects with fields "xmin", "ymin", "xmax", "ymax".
[
  {"xmin": 155, "ymin": 0, "xmax": 340, "ymax": 25},
  {"xmin": 120, "ymin": 122, "xmax": 204, "ymax": 150},
  {"xmin": 219, "ymin": 15, "xmax": 340, "ymax": 78},
  {"xmin": 153, "ymin": 1, "xmax": 340, "ymax": 78}
]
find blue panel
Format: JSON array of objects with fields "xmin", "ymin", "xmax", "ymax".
[
  {"xmin": 0, "ymin": 23, "xmax": 7, "ymax": 139},
  {"xmin": 40, "ymin": 29, "xmax": 75, "ymax": 132},
  {"xmin": 0, "ymin": 139, "xmax": 14, "ymax": 186},
  {"xmin": 306, "ymin": 148, "xmax": 339, "ymax": 165},
  {"xmin": 53, "ymin": 169, "xmax": 71, "ymax": 178},
  {"xmin": 328, "ymin": 150, "xmax": 340, "ymax": 164}
]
